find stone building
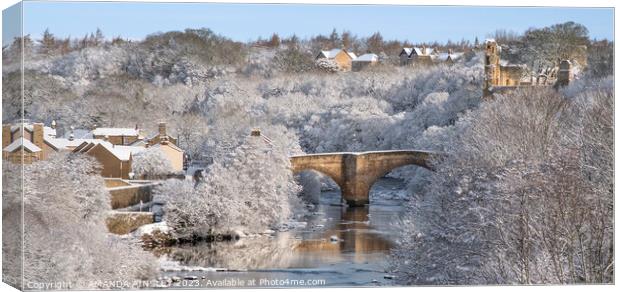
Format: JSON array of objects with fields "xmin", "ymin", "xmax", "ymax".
[
  {"xmin": 483, "ymin": 39, "xmax": 573, "ymax": 98},
  {"xmin": 72, "ymin": 140, "xmax": 135, "ymax": 179},
  {"xmin": 316, "ymin": 48, "xmax": 357, "ymax": 71},
  {"xmin": 399, "ymin": 46, "xmax": 438, "ymax": 66},
  {"xmin": 500, "ymin": 64, "xmax": 528, "ymax": 86},
  {"xmin": 437, "ymin": 49, "xmax": 464, "ymax": 64},
  {"xmin": 399, "ymin": 48, "xmax": 413, "ymax": 66},
  {"xmin": 555, "ymin": 60, "xmax": 573, "ymax": 88},
  {"xmin": 483, "ymin": 39, "xmax": 502, "ymax": 96},
  {"xmin": 92, "ymin": 127, "xmax": 142, "ymax": 145},
  {"xmin": 142, "ymin": 122, "xmax": 184, "ymax": 172},
  {"xmin": 483, "ymin": 39, "xmax": 532, "ymax": 97},
  {"xmin": 352, "ymin": 53, "xmax": 379, "ymax": 71},
  {"xmin": 410, "ymin": 46, "xmax": 437, "ymax": 66},
  {"xmin": 2, "ymin": 138, "xmax": 42, "ymax": 164},
  {"xmin": 2, "ymin": 122, "xmax": 61, "ymax": 163},
  {"xmin": 150, "ymin": 142, "xmax": 184, "ymax": 172},
  {"xmin": 146, "ymin": 122, "xmax": 178, "ymax": 146}
]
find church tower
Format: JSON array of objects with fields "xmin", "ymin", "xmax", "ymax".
[{"xmin": 483, "ymin": 39, "xmax": 501, "ymax": 97}]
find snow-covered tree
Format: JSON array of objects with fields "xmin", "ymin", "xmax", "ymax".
[
  {"xmin": 390, "ymin": 85, "xmax": 613, "ymax": 285},
  {"xmin": 156, "ymin": 132, "xmax": 302, "ymax": 240},
  {"xmin": 132, "ymin": 147, "xmax": 175, "ymax": 179},
  {"xmin": 2, "ymin": 154, "xmax": 157, "ymax": 289}
]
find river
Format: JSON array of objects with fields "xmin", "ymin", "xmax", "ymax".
[{"xmin": 153, "ymin": 178, "xmax": 408, "ymax": 288}]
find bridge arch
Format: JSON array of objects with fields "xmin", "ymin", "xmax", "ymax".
[
  {"xmin": 290, "ymin": 153, "xmax": 347, "ymax": 189},
  {"xmin": 295, "ymin": 169, "xmax": 343, "ymax": 204},
  {"xmin": 290, "ymin": 150, "xmax": 439, "ymax": 206}
]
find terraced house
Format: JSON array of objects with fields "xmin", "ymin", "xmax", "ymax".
[
  {"xmin": 2, "ymin": 121, "xmax": 184, "ymax": 178},
  {"xmin": 2, "ymin": 122, "xmax": 61, "ymax": 163}
]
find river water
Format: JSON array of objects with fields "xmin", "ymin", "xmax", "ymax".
[{"xmin": 154, "ymin": 178, "xmax": 408, "ymax": 288}]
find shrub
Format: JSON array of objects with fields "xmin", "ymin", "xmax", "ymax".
[{"xmin": 314, "ymin": 58, "xmax": 339, "ymax": 73}]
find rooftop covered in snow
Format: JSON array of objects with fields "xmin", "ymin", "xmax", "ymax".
[
  {"xmin": 3, "ymin": 138, "xmax": 42, "ymax": 153},
  {"xmin": 353, "ymin": 53, "xmax": 379, "ymax": 62},
  {"xmin": 92, "ymin": 128, "xmax": 140, "ymax": 137},
  {"xmin": 318, "ymin": 48, "xmax": 357, "ymax": 60}
]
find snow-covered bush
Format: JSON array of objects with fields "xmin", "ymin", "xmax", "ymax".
[
  {"xmin": 314, "ymin": 58, "xmax": 339, "ymax": 73},
  {"xmin": 2, "ymin": 154, "xmax": 157, "ymax": 289},
  {"xmin": 156, "ymin": 133, "xmax": 302, "ymax": 240},
  {"xmin": 132, "ymin": 147, "xmax": 174, "ymax": 179},
  {"xmin": 391, "ymin": 86, "xmax": 613, "ymax": 284},
  {"xmin": 273, "ymin": 46, "xmax": 315, "ymax": 73}
]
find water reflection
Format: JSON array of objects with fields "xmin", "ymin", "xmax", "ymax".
[
  {"xmin": 159, "ymin": 188, "xmax": 402, "ymax": 271},
  {"xmin": 161, "ymin": 233, "xmax": 299, "ymax": 270},
  {"xmin": 294, "ymin": 205, "xmax": 394, "ymax": 266},
  {"xmin": 155, "ymin": 178, "xmax": 407, "ymax": 287}
]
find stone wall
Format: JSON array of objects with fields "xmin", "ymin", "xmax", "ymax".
[
  {"xmin": 106, "ymin": 211, "xmax": 154, "ymax": 234},
  {"xmin": 104, "ymin": 178, "xmax": 132, "ymax": 188},
  {"xmin": 108, "ymin": 183, "xmax": 158, "ymax": 209}
]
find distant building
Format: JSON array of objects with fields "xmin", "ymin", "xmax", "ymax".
[
  {"xmin": 352, "ymin": 53, "xmax": 379, "ymax": 71},
  {"xmin": 316, "ymin": 48, "xmax": 357, "ymax": 71},
  {"xmin": 437, "ymin": 49, "xmax": 464, "ymax": 64},
  {"xmin": 3, "ymin": 120, "xmax": 185, "ymax": 177},
  {"xmin": 483, "ymin": 38, "xmax": 572, "ymax": 98},
  {"xmin": 151, "ymin": 142, "xmax": 184, "ymax": 172},
  {"xmin": 399, "ymin": 48, "xmax": 413, "ymax": 66},
  {"xmin": 2, "ymin": 138, "xmax": 42, "ymax": 164},
  {"xmin": 92, "ymin": 127, "xmax": 142, "ymax": 145},
  {"xmin": 555, "ymin": 60, "xmax": 573, "ymax": 88},
  {"xmin": 400, "ymin": 46, "xmax": 454, "ymax": 66},
  {"xmin": 2, "ymin": 122, "xmax": 62, "ymax": 163},
  {"xmin": 500, "ymin": 64, "xmax": 529, "ymax": 86},
  {"xmin": 74, "ymin": 122, "xmax": 185, "ymax": 178},
  {"xmin": 146, "ymin": 122, "xmax": 178, "ymax": 146},
  {"xmin": 72, "ymin": 140, "xmax": 140, "ymax": 179},
  {"xmin": 411, "ymin": 46, "xmax": 437, "ymax": 65}
]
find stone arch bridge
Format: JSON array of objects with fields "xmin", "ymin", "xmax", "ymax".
[{"xmin": 290, "ymin": 150, "xmax": 441, "ymax": 206}]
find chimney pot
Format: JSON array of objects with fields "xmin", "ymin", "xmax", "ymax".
[{"xmin": 250, "ymin": 128, "xmax": 261, "ymax": 137}]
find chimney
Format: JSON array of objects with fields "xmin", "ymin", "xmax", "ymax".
[
  {"xmin": 32, "ymin": 123, "xmax": 44, "ymax": 150},
  {"xmin": 250, "ymin": 128, "xmax": 261, "ymax": 137},
  {"xmin": 51, "ymin": 120, "xmax": 57, "ymax": 129},
  {"xmin": 158, "ymin": 122, "xmax": 167, "ymax": 136},
  {"xmin": 68, "ymin": 134, "xmax": 75, "ymax": 141},
  {"xmin": 2, "ymin": 124, "xmax": 12, "ymax": 149}
]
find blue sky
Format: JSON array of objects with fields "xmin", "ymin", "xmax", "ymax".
[{"xmin": 3, "ymin": 1, "xmax": 615, "ymax": 45}]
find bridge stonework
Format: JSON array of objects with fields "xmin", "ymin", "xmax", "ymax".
[{"xmin": 290, "ymin": 150, "xmax": 436, "ymax": 206}]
